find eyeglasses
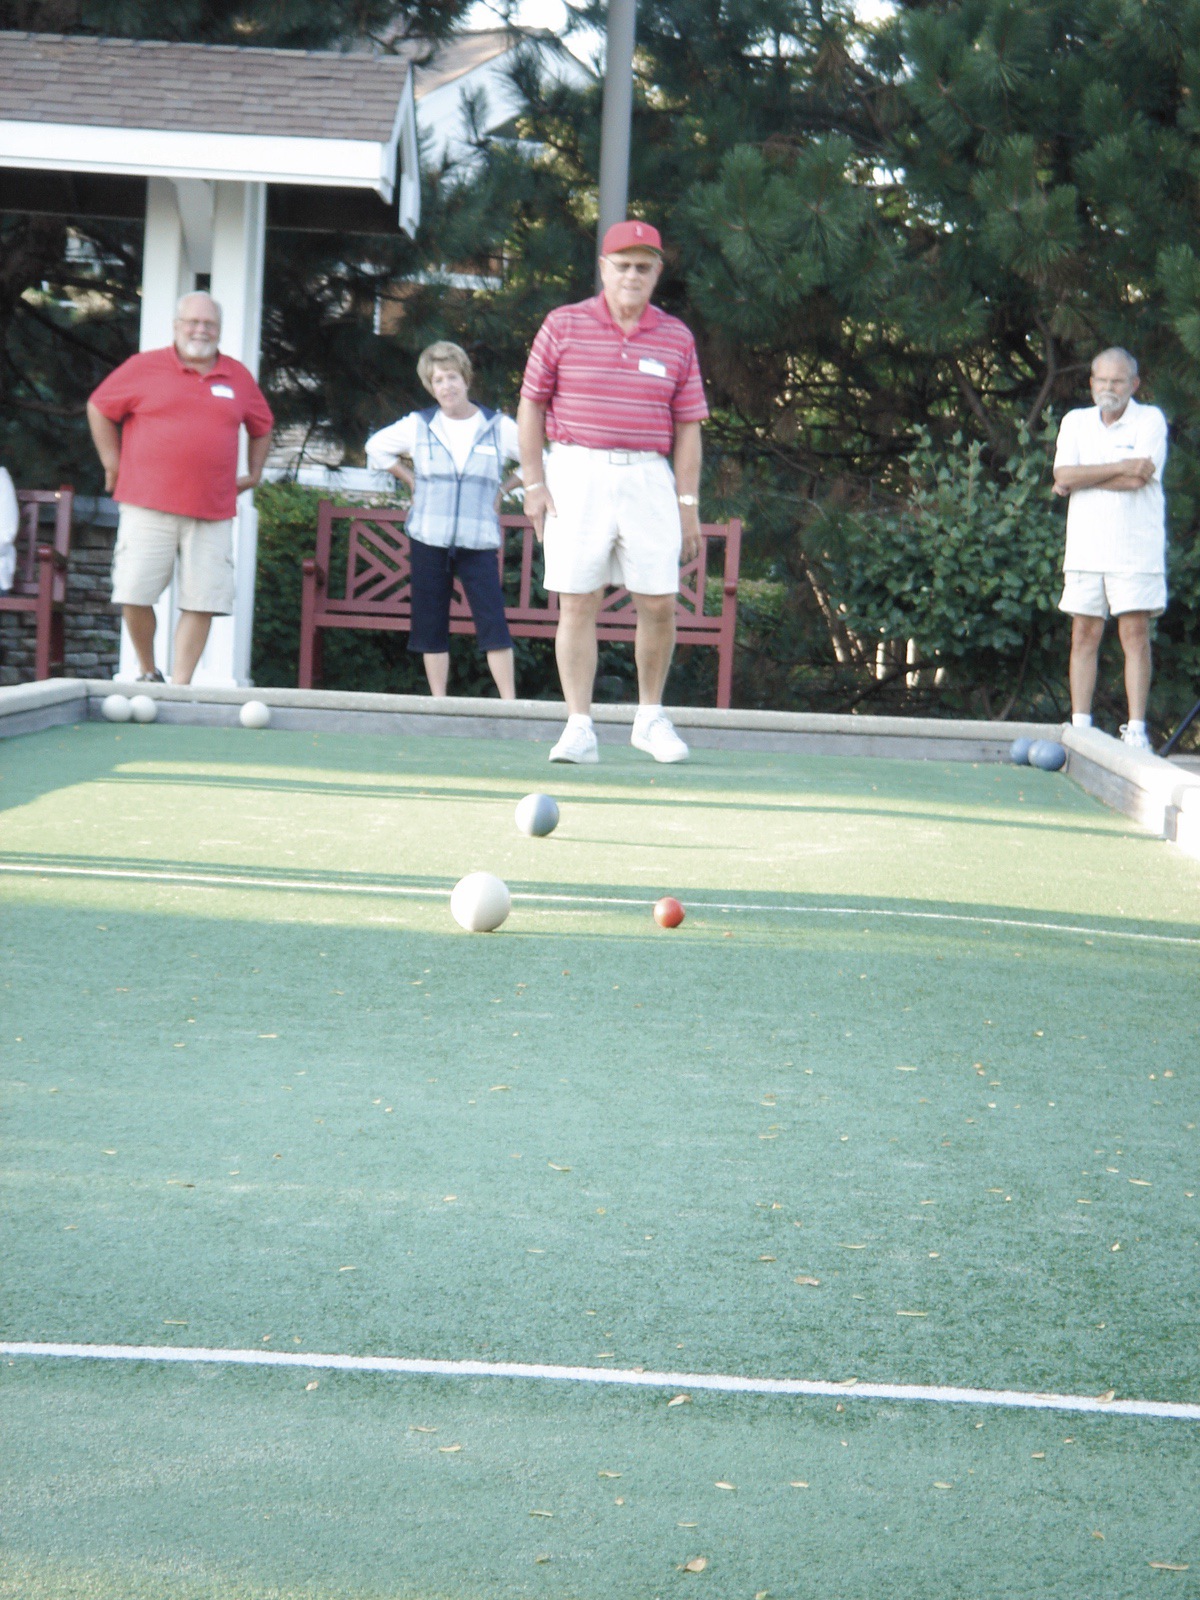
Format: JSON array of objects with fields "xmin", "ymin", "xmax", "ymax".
[{"xmin": 602, "ymin": 258, "xmax": 659, "ymax": 277}]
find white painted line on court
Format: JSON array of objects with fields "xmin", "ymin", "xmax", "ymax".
[
  {"xmin": 2, "ymin": 1342, "xmax": 1197, "ymax": 1421},
  {"xmin": 1, "ymin": 859, "xmax": 1197, "ymax": 947}
]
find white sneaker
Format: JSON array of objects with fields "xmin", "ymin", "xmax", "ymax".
[
  {"xmin": 1119, "ymin": 724, "xmax": 1152, "ymax": 751},
  {"xmin": 549, "ymin": 719, "xmax": 599, "ymax": 763},
  {"xmin": 631, "ymin": 710, "xmax": 689, "ymax": 763}
]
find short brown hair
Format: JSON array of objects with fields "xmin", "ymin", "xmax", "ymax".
[{"xmin": 417, "ymin": 341, "xmax": 472, "ymax": 395}]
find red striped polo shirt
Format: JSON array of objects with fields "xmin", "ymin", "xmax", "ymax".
[{"xmin": 520, "ymin": 294, "xmax": 708, "ymax": 455}]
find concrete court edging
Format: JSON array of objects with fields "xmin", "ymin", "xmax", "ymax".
[
  {"xmin": 1063, "ymin": 726, "xmax": 1200, "ymax": 861},
  {"xmin": 74, "ymin": 681, "xmax": 1060, "ymax": 762},
  {"xmin": 1, "ymin": 679, "xmax": 1198, "ymax": 859}
]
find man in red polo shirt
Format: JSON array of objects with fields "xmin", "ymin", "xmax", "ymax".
[
  {"xmin": 518, "ymin": 220, "xmax": 708, "ymax": 763},
  {"xmin": 87, "ymin": 291, "xmax": 274, "ymax": 684}
]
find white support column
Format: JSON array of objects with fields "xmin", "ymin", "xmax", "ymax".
[
  {"xmin": 119, "ymin": 178, "xmax": 194, "ymax": 681},
  {"xmin": 190, "ymin": 179, "xmax": 267, "ymax": 688}
]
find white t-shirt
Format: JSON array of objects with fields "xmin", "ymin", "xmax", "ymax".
[
  {"xmin": 1054, "ymin": 397, "xmax": 1168, "ymax": 574},
  {"xmin": 366, "ymin": 409, "xmax": 520, "ymax": 476},
  {"xmin": 0, "ymin": 468, "xmax": 18, "ymax": 592}
]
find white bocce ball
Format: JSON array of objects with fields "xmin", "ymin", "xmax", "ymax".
[
  {"xmin": 129, "ymin": 694, "xmax": 158, "ymax": 724},
  {"xmin": 515, "ymin": 792, "xmax": 560, "ymax": 837},
  {"xmin": 239, "ymin": 699, "xmax": 271, "ymax": 729},
  {"xmin": 450, "ymin": 872, "xmax": 512, "ymax": 933},
  {"xmin": 101, "ymin": 693, "xmax": 132, "ymax": 723}
]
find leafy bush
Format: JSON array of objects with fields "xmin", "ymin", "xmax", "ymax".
[{"xmin": 808, "ymin": 425, "xmax": 1071, "ymax": 720}]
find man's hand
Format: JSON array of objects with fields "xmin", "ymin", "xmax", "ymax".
[
  {"xmin": 523, "ymin": 483, "xmax": 557, "ymax": 542},
  {"xmin": 390, "ymin": 462, "xmax": 416, "ymax": 492},
  {"xmin": 680, "ymin": 504, "xmax": 702, "ymax": 564},
  {"xmin": 86, "ymin": 402, "xmax": 121, "ymax": 495},
  {"xmin": 237, "ymin": 431, "xmax": 272, "ymax": 495}
]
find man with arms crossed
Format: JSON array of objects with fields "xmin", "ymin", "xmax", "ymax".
[
  {"xmin": 518, "ymin": 220, "xmax": 708, "ymax": 763},
  {"xmin": 87, "ymin": 291, "xmax": 274, "ymax": 684},
  {"xmin": 1053, "ymin": 348, "xmax": 1167, "ymax": 749}
]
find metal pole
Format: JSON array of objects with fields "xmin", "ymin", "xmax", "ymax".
[{"xmin": 597, "ymin": 0, "xmax": 637, "ymax": 272}]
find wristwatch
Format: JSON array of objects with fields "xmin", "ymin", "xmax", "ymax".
[{"xmin": 677, "ymin": 494, "xmax": 699, "ymax": 507}]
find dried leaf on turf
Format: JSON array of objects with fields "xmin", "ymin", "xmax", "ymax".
[
  {"xmin": 548, "ymin": 1163, "xmax": 571, "ymax": 1172},
  {"xmin": 681, "ymin": 1557, "xmax": 708, "ymax": 1573},
  {"xmin": 794, "ymin": 1276, "xmax": 821, "ymax": 1287},
  {"xmin": 1092, "ymin": 1530, "xmax": 1104, "ymax": 1540},
  {"xmin": 758, "ymin": 1255, "xmax": 777, "ymax": 1262},
  {"xmin": 411, "ymin": 1425, "xmax": 437, "ymax": 1433},
  {"xmin": 668, "ymin": 1394, "xmax": 691, "ymax": 1407},
  {"xmin": 1149, "ymin": 1563, "xmax": 1188, "ymax": 1572},
  {"xmin": 790, "ymin": 1481, "xmax": 809, "ymax": 1488},
  {"xmin": 305, "ymin": 1381, "xmax": 319, "ymax": 1391},
  {"xmin": 598, "ymin": 1470, "xmax": 622, "ymax": 1478},
  {"xmin": 715, "ymin": 1481, "xmax": 735, "ymax": 1490},
  {"xmin": 438, "ymin": 1444, "xmax": 462, "ymax": 1453},
  {"xmin": 1096, "ymin": 1389, "xmax": 1116, "ymax": 1403},
  {"xmin": 933, "ymin": 1482, "xmax": 953, "ymax": 1490},
  {"xmin": 529, "ymin": 1509, "xmax": 553, "ymax": 1517}
]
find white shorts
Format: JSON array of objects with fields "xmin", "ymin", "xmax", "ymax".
[
  {"xmin": 1059, "ymin": 570, "xmax": 1166, "ymax": 619},
  {"xmin": 111, "ymin": 504, "xmax": 235, "ymax": 613},
  {"xmin": 542, "ymin": 444, "xmax": 681, "ymax": 595}
]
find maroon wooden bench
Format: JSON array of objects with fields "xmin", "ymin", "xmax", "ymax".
[
  {"xmin": 299, "ymin": 503, "xmax": 742, "ymax": 706},
  {"xmin": 0, "ymin": 487, "xmax": 73, "ymax": 680}
]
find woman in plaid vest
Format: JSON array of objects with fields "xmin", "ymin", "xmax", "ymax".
[{"xmin": 366, "ymin": 342, "xmax": 521, "ymax": 697}]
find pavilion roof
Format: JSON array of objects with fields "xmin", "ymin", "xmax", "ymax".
[{"xmin": 0, "ymin": 30, "xmax": 421, "ymax": 142}]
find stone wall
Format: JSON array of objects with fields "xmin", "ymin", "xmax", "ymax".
[{"xmin": 0, "ymin": 497, "xmax": 121, "ymax": 685}]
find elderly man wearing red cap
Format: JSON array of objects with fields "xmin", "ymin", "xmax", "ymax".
[{"xmin": 518, "ymin": 220, "xmax": 708, "ymax": 763}]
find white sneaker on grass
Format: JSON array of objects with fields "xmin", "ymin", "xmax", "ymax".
[
  {"xmin": 1119, "ymin": 724, "xmax": 1152, "ymax": 751},
  {"xmin": 549, "ymin": 718, "xmax": 599, "ymax": 763},
  {"xmin": 631, "ymin": 709, "xmax": 689, "ymax": 764}
]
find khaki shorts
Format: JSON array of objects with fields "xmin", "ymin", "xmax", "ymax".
[
  {"xmin": 542, "ymin": 444, "xmax": 681, "ymax": 595},
  {"xmin": 111, "ymin": 504, "xmax": 235, "ymax": 613},
  {"xmin": 1059, "ymin": 571, "xmax": 1166, "ymax": 619}
]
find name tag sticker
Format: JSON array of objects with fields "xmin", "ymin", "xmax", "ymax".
[
  {"xmin": 638, "ymin": 357, "xmax": 668, "ymax": 378},
  {"xmin": 210, "ymin": 384, "xmax": 235, "ymax": 399}
]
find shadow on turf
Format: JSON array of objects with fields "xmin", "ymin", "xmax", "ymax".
[
  {"xmin": 1, "ymin": 849, "xmax": 1195, "ymax": 943},
  {"xmin": 84, "ymin": 768, "xmax": 1130, "ymax": 841}
]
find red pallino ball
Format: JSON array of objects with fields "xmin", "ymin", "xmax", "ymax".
[{"xmin": 653, "ymin": 896, "xmax": 685, "ymax": 929}]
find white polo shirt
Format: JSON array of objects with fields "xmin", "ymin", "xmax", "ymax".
[{"xmin": 1054, "ymin": 397, "xmax": 1168, "ymax": 574}]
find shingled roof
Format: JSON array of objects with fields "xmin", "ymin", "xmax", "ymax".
[{"xmin": 0, "ymin": 30, "xmax": 422, "ymax": 141}]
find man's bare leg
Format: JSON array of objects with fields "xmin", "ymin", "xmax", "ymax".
[
  {"xmin": 555, "ymin": 590, "xmax": 603, "ymax": 716},
  {"xmin": 1069, "ymin": 614, "xmax": 1106, "ymax": 716},
  {"xmin": 423, "ymin": 652, "xmax": 450, "ymax": 696},
  {"xmin": 171, "ymin": 610, "xmax": 213, "ymax": 685},
  {"xmin": 122, "ymin": 604, "xmax": 158, "ymax": 676},
  {"xmin": 487, "ymin": 648, "xmax": 516, "ymax": 700},
  {"xmin": 1116, "ymin": 610, "xmax": 1152, "ymax": 723},
  {"xmin": 631, "ymin": 592, "xmax": 676, "ymax": 705}
]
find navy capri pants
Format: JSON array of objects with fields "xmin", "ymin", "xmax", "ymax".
[{"xmin": 407, "ymin": 538, "xmax": 514, "ymax": 655}]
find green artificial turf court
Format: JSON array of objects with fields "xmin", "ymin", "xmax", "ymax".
[{"xmin": 1, "ymin": 720, "xmax": 1198, "ymax": 1598}]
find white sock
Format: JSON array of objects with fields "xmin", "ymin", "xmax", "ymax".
[
  {"xmin": 635, "ymin": 703, "xmax": 661, "ymax": 723},
  {"xmin": 567, "ymin": 712, "xmax": 593, "ymax": 729},
  {"xmin": 1125, "ymin": 719, "xmax": 1146, "ymax": 734},
  {"xmin": 1071, "ymin": 712, "xmax": 1092, "ymax": 728}
]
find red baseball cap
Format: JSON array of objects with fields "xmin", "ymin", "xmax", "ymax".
[{"xmin": 601, "ymin": 219, "xmax": 663, "ymax": 256}]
